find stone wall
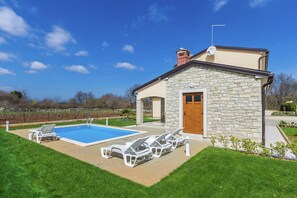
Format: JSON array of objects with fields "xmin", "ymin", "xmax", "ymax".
[{"xmin": 165, "ymin": 64, "xmax": 263, "ymax": 142}]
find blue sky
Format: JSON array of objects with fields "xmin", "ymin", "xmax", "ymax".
[{"xmin": 0, "ymin": 0, "xmax": 296, "ymax": 100}]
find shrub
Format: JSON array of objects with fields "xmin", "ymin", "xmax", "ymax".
[
  {"xmin": 271, "ymin": 112, "xmax": 280, "ymax": 116},
  {"xmin": 259, "ymin": 144, "xmax": 272, "ymax": 157},
  {"xmin": 210, "ymin": 136, "xmax": 216, "ymax": 147},
  {"xmin": 229, "ymin": 135, "xmax": 240, "ymax": 151},
  {"xmin": 241, "ymin": 138, "xmax": 258, "ymax": 154},
  {"xmin": 271, "ymin": 142, "xmax": 287, "ymax": 159},
  {"xmin": 287, "ymin": 143, "xmax": 297, "ymax": 157},
  {"xmin": 218, "ymin": 134, "xmax": 229, "ymax": 149},
  {"xmin": 280, "ymin": 102, "xmax": 297, "ymax": 111},
  {"xmin": 278, "ymin": 120, "xmax": 287, "ymax": 127},
  {"xmin": 120, "ymin": 109, "xmax": 133, "ymax": 119}
]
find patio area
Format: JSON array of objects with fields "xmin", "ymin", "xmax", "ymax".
[{"xmin": 11, "ymin": 125, "xmax": 209, "ymax": 186}]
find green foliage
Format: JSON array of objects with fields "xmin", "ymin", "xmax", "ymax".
[
  {"xmin": 10, "ymin": 90, "xmax": 23, "ymax": 99},
  {"xmin": 287, "ymin": 143, "xmax": 297, "ymax": 157},
  {"xmin": 2, "ymin": 129, "xmax": 297, "ymax": 197},
  {"xmin": 280, "ymin": 102, "xmax": 297, "ymax": 111},
  {"xmin": 120, "ymin": 108, "xmax": 134, "ymax": 119},
  {"xmin": 272, "ymin": 111, "xmax": 296, "ymax": 116},
  {"xmin": 241, "ymin": 138, "xmax": 258, "ymax": 154},
  {"xmin": 259, "ymin": 144, "xmax": 272, "ymax": 157},
  {"xmin": 229, "ymin": 135, "xmax": 240, "ymax": 151},
  {"xmin": 218, "ymin": 134, "xmax": 229, "ymax": 149},
  {"xmin": 279, "ymin": 120, "xmax": 287, "ymax": 127},
  {"xmin": 271, "ymin": 142, "xmax": 287, "ymax": 159},
  {"xmin": 210, "ymin": 136, "xmax": 216, "ymax": 147}
]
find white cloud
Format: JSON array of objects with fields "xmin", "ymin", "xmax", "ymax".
[
  {"xmin": 74, "ymin": 50, "xmax": 88, "ymax": 56},
  {"xmin": 0, "ymin": 67, "xmax": 14, "ymax": 75},
  {"xmin": 23, "ymin": 61, "xmax": 48, "ymax": 71},
  {"xmin": 65, "ymin": 65, "xmax": 89, "ymax": 74},
  {"xmin": 88, "ymin": 63, "xmax": 97, "ymax": 69},
  {"xmin": 0, "ymin": 51, "xmax": 15, "ymax": 61},
  {"xmin": 30, "ymin": 61, "xmax": 47, "ymax": 70},
  {"xmin": 213, "ymin": 0, "xmax": 229, "ymax": 11},
  {"xmin": 101, "ymin": 41, "xmax": 109, "ymax": 47},
  {"xmin": 45, "ymin": 26, "xmax": 75, "ymax": 51},
  {"xmin": 0, "ymin": 36, "xmax": 5, "ymax": 44},
  {"xmin": 25, "ymin": 70, "xmax": 37, "ymax": 74},
  {"xmin": 0, "ymin": 6, "xmax": 29, "ymax": 36},
  {"xmin": 131, "ymin": 15, "xmax": 146, "ymax": 28},
  {"xmin": 115, "ymin": 62, "xmax": 140, "ymax": 70},
  {"xmin": 250, "ymin": 0, "xmax": 271, "ymax": 8},
  {"xmin": 0, "ymin": 86, "xmax": 14, "ymax": 92},
  {"xmin": 122, "ymin": 44, "xmax": 134, "ymax": 53},
  {"xmin": 148, "ymin": 3, "xmax": 170, "ymax": 22}
]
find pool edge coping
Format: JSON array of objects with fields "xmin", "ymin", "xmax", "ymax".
[{"xmin": 46, "ymin": 124, "xmax": 148, "ymax": 147}]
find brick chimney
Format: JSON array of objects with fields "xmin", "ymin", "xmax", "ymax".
[{"xmin": 176, "ymin": 48, "xmax": 190, "ymax": 67}]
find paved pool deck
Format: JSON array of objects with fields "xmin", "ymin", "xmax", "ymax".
[{"xmin": 11, "ymin": 125, "xmax": 209, "ymax": 186}]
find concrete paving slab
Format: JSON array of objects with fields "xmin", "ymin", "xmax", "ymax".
[{"xmin": 10, "ymin": 125, "xmax": 209, "ymax": 186}]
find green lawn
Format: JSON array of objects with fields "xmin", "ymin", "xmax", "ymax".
[
  {"xmin": 1, "ymin": 129, "xmax": 297, "ymax": 197},
  {"xmin": 95, "ymin": 117, "xmax": 158, "ymax": 127},
  {"xmin": 281, "ymin": 127, "xmax": 297, "ymax": 146}
]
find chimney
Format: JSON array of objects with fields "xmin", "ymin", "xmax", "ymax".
[{"xmin": 176, "ymin": 48, "xmax": 190, "ymax": 67}]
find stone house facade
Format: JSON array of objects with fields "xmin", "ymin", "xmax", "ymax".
[{"xmin": 133, "ymin": 46, "xmax": 274, "ymax": 143}]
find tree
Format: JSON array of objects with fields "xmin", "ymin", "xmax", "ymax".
[
  {"xmin": 10, "ymin": 90, "xmax": 23, "ymax": 99},
  {"xmin": 71, "ymin": 91, "xmax": 95, "ymax": 107},
  {"xmin": 100, "ymin": 93, "xmax": 127, "ymax": 112},
  {"xmin": 266, "ymin": 73, "xmax": 297, "ymax": 109},
  {"xmin": 125, "ymin": 84, "xmax": 141, "ymax": 108}
]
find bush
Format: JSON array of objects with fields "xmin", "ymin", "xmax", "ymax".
[
  {"xmin": 229, "ymin": 135, "xmax": 240, "ymax": 151},
  {"xmin": 210, "ymin": 136, "xmax": 216, "ymax": 147},
  {"xmin": 259, "ymin": 144, "xmax": 272, "ymax": 157},
  {"xmin": 287, "ymin": 143, "xmax": 297, "ymax": 157},
  {"xmin": 241, "ymin": 138, "xmax": 258, "ymax": 154},
  {"xmin": 279, "ymin": 120, "xmax": 287, "ymax": 127},
  {"xmin": 271, "ymin": 142, "xmax": 287, "ymax": 159},
  {"xmin": 280, "ymin": 102, "xmax": 297, "ymax": 111},
  {"xmin": 218, "ymin": 134, "xmax": 229, "ymax": 149},
  {"xmin": 120, "ymin": 109, "xmax": 134, "ymax": 119},
  {"xmin": 271, "ymin": 111, "xmax": 280, "ymax": 116}
]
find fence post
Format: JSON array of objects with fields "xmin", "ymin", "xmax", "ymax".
[
  {"xmin": 6, "ymin": 121, "xmax": 9, "ymax": 132},
  {"xmin": 185, "ymin": 136, "xmax": 190, "ymax": 156},
  {"xmin": 106, "ymin": 117, "xmax": 109, "ymax": 126}
]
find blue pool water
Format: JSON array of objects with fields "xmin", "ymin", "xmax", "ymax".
[{"xmin": 54, "ymin": 125, "xmax": 138, "ymax": 144}]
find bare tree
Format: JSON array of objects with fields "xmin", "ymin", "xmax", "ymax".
[
  {"xmin": 125, "ymin": 84, "xmax": 141, "ymax": 108},
  {"xmin": 267, "ymin": 73, "xmax": 297, "ymax": 109}
]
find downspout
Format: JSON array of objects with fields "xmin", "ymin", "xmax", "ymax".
[
  {"xmin": 258, "ymin": 52, "xmax": 269, "ymax": 70},
  {"xmin": 261, "ymin": 75, "xmax": 274, "ymax": 145}
]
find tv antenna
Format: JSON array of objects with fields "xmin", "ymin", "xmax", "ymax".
[{"xmin": 211, "ymin": 24, "xmax": 226, "ymax": 46}]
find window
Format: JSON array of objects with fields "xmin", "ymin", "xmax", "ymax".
[
  {"xmin": 186, "ymin": 95, "xmax": 192, "ymax": 103},
  {"xmin": 194, "ymin": 95, "xmax": 201, "ymax": 102}
]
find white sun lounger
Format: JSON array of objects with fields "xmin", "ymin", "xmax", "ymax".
[
  {"xmin": 165, "ymin": 128, "xmax": 185, "ymax": 149},
  {"xmin": 100, "ymin": 137, "xmax": 152, "ymax": 167},
  {"xmin": 28, "ymin": 124, "xmax": 58, "ymax": 143},
  {"xmin": 146, "ymin": 133, "xmax": 172, "ymax": 158},
  {"xmin": 85, "ymin": 118, "xmax": 94, "ymax": 126}
]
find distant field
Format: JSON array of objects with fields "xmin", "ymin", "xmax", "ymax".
[{"xmin": 0, "ymin": 109, "xmax": 121, "ymax": 124}]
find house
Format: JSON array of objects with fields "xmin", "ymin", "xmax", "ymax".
[{"xmin": 133, "ymin": 46, "xmax": 274, "ymax": 144}]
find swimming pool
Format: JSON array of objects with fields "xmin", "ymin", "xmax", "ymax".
[{"xmin": 54, "ymin": 125, "xmax": 144, "ymax": 147}]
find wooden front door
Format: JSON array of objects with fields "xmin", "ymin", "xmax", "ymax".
[{"xmin": 183, "ymin": 93, "xmax": 203, "ymax": 134}]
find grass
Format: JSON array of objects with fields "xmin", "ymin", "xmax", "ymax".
[
  {"xmin": 1, "ymin": 128, "xmax": 297, "ymax": 197},
  {"xmin": 95, "ymin": 117, "xmax": 159, "ymax": 126},
  {"xmin": 281, "ymin": 127, "xmax": 297, "ymax": 146}
]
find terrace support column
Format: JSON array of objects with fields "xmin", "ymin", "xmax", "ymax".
[{"xmin": 136, "ymin": 99, "xmax": 143, "ymax": 125}]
